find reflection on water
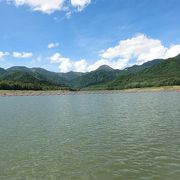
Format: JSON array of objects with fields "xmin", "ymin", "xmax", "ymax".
[{"xmin": 0, "ymin": 92, "xmax": 180, "ymax": 179}]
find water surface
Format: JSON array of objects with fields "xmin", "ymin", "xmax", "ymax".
[{"xmin": 0, "ymin": 92, "xmax": 180, "ymax": 179}]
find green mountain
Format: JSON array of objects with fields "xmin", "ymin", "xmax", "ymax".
[
  {"xmin": 69, "ymin": 59, "xmax": 165, "ymax": 88},
  {"xmin": 70, "ymin": 65, "xmax": 122, "ymax": 88},
  {"xmin": 0, "ymin": 67, "xmax": 6, "ymax": 74},
  {"xmin": 96, "ymin": 65, "xmax": 114, "ymax": 71},
  {"xmin": 123, "ymin": 59, "xmax": 164, "ymax": 73},
  {"xmin": 0, "ymin": 54, "xmax": 179, "ymax": 90},
  {"xmin": 0, "ymin": 66, "xmax": 69, "ymax": 90},
  {"xmin": 59, "ymin": 71, "xmax": 84, "ymax": 81},
  {"xmin": 31, "ymin": 68, "xmax": 67, "ymax": 85},
  {"xmin": 107, "ymin": 55, "xmax": 180, "ymax": 90}
]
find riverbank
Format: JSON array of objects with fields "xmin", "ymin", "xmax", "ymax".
[{"xmin": 0, "ymin": 86, "xmax": 180, "ymax": 97}]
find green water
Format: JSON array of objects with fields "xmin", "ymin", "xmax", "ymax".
[{"xmin": 0, "ymin": 92, "xmax": 180, "ymax": 180}]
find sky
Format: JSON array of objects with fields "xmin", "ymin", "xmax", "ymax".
[{"xmin": 0, "ymin": 0, "xmax": 180, "ymax": 72}]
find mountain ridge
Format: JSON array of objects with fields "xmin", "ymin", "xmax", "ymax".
[{"xmin": 0, "ymin": 54, "xmax": 180, "ymax": 90}]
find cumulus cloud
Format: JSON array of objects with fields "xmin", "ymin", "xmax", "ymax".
[
  {"xmin": 50, "ymin": 53, "xmax": 88, "ymax": 72},
  {"xmin": 71, "ymin": 0, "xmax": 91, "ymax": 11},
  {"xmin": 164, "ymin": 45, "xmax": 180, "ymax": 59},
  {"xmin": 11, "ymin": 0, "xmax": 64, "ymax": 14},
  {"xmin": 13, "ymin": 52, "xmax": 33, "ymax": 58},
  {"xmin": 0, "ymin": 52, "xmax": 9, "ymax": 59},
  {"xmin": 8, "ymin": 0, "xmax": 91, "ymax": 14},
  {"xmin": 48, "ymin": 42, "xmax": 59, "ymax": 49},
  {"xmin": 100, "ymin": 34, "xmax": 180, "ymax": 66},
  {"xmin": 50, "ymin": 53, "xmax": 72, "ymax": 73},
  {"xmin": 50, "ymin": 34, "xmax": 180, "ymax": 72}
]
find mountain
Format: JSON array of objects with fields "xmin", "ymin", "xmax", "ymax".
[
  {"xmin": 0, "ymin": 54, "xmax": 179, "ymax": 90},
  {"xmin": 124, "ymin": 59, "xmax": 164, "ymax": 73},
  {"xmin": 69, "ymin": 67, "xmax": 122, "ymax": 88},
  {"xmin": 96, "ymin": 65, "xmax": 114, "ymax": 71},
  {"xmin": 69, "ymin": 59, "xmax": 165, "ymax": 88},
  {"xmin": 31, "ymin": 68, "xmax": 67, "ymax": 85},
  {"xmin": 1, "ymin": 66, "xmax": 42, "ymax": 83},
  {"xmin": 0, "ymin": 68, "xmax": 6, "ymax": 75},
  {"xmin": 0, "ymin": 66, "xmax": 69, "ymax": 90},
  {"xmin": 0, "ymin": 66, "xmax": 67, "ymax": 85},
  {"xmin": 107, "ymin": 55, "xmax": 180, "ymax": 90},
  {"xmin": 59, "ymin": 71, "xmax": 84, "ymax": 81}
]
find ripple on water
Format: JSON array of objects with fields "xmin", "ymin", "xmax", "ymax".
[{"xmin": 0, "ymin": 92, "xmax": 180, "ymax": 179}]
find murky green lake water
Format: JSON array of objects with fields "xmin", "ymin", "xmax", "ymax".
[{"xmin": 0, "ymin": 92, "xmax": 180, "ymax": 179}]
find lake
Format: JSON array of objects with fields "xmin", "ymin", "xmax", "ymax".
[{"xmin": 0, "ymin": 92, "xmax": 180, "ymax": 179}]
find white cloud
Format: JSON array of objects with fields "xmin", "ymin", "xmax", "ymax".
[
  {"xmin": 0, "ymin": 52, "xmax": 9, "ymax": 59},
  {"xmin": 50, "ymin": 53, "xmax": 69, "ymax": 63},
  {"xmin": 13, "ymin": 52, "xmax": 33, "ymax": 58},
  {"xmin": 74, "ymin": 59, "xmax": 88, "ymax": 72},
  {"xmin": 48, "ymin": 42, "xmax": 59, "ymax": 49},
  {"xmin": 9, "ymin": 0, "xmax": 91, "ymax": 14},
  {"xmin": 100, "ymin": 34, "xmax": 180, "ymax": 65},
  {"xmin": 71, "ymin": 0, "xmax": 91, "ymax": 11},
  {"xmin": 164, "ymin": 45, "xmax": 180, "ymax": 59},
  {"xmin": 50, "ymin": 53, "xmax": 72, "ymax": 72},
  {"xmin": 12, "ymin": 0, "xmax": 64, "ymax": 14},
  {"xmin": 50, "ymin": 34, "xmax": 180, "ymax": 72},
  {"xmin": 50, "ymin": 53, "xmax": 88, "ymax": 72},
  {"xmin": 49, "ymin": 53, "xmax": 129, "ymax": 72}
]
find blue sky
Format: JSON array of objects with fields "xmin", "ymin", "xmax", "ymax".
[{"xmin": 0, "ymin": 0, "xmax": 180, "ymax": 72}]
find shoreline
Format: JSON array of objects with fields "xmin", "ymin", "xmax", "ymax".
[{"xmin": 0, "ymin": 86, "xmax": 180, "ymax": 97}]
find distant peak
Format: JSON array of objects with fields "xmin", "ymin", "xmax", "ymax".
[
  {"xmin": 7, "ymin": 66, "xmax": 30, "ymax": 71},
  {"xmin": 96, "ymin": 65, "xmax": 114, "ymax": 71}
]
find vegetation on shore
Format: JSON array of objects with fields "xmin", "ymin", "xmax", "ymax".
[{"xmin": 0, "ymin": 81, "xmax": 70, "ymax": 91}]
